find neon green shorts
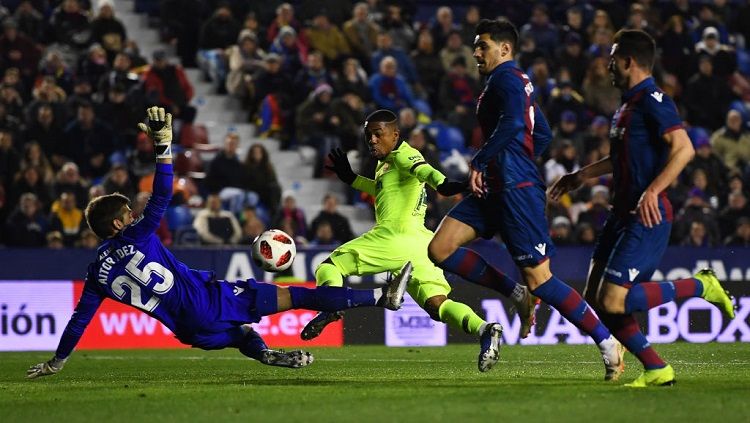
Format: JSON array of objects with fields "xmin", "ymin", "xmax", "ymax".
[{"xmin": 324, "ymin": 224, "xmax": 451, "ymax": 306}]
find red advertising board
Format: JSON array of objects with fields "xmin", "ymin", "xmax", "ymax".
[{"xmin": 73, "ymin": 281, "xmax": 343, "ymax": 350}]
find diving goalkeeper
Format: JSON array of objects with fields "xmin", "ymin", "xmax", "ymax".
[{"xmin": 301, "ymin": 109, "xmax": 528, "ymax": 372}]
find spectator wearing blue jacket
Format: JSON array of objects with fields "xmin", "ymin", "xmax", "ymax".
[
  {"xmin": 371, "ymin": 31, "xmax": 418, "ymax": 85},
  {"xmin": 368, "ymin": 56, "xmax": 416, "ymax": 114}
]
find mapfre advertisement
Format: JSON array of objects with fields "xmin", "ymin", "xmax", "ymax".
[
  {"xmin": 0, "ymin": 281, "xmax": 342, "ymax": 351},
  {"xmin": 385, "ymin": 295, "xmax": 446, "ymax": 347}
]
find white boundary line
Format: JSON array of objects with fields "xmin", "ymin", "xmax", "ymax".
[{"xmin": 74, "ymin": 355, "xmax": 750, "ymax": 366}]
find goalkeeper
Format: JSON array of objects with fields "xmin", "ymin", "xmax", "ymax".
[
  {"xmin": 26, "ymin": 107, "xmax": 411, "ymax": 378},
  {"xmin": 301, "ymin": 109, "xmax": 504, "ymax": 372}
]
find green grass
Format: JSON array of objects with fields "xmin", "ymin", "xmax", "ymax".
[{"xmin": 1, "ymin": 343, "xmax": 749, "ymax": 422}]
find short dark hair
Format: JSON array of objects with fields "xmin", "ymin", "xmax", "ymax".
[
  {"xmin": 612, "ymin": 29, "xmax": 656, "ymax": 71},
  {"xmin": 85, "ymin": 193, "xmax": 130, "ymax": 239},
  {"xmin": 365, "ymin": 109, "xmax": 398, "ymax": 126},
  {"xmin": 475, "ymin": 19, "xmax": 518, "ymax": 53}
]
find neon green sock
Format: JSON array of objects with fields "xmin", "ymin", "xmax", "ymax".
[
  {"xmin": 315, "ymin": 262, "xmax": 344, "ymax": 287},
  {"xmin": 438, "ymin": 299, "xmax": 486, "ymax": 336}
]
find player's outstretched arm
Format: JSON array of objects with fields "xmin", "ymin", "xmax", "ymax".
[
  {"xmin": 548, "ymin": 156, "xmax": 613, "ymax": 201},
  {"xmin": 126, "ymin": 107, "xmax": 174, "ymax": 239},
  {"xmin": 393, "ymin": 147, "xmax": 467, "ymax": 196},
  {"xmin": 326, "ymin": 148, "xmax": 377, "ymax": 195},
  {"xmin": 27, "ymin": 281, "xmax": 104, "ymax": 379}
]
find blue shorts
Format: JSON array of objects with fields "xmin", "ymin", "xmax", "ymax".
[
  {"xmin": 187, "ymin": 279, "xmax": 278, "ymax": 350},
  {"xmin": 593, "ymin": 213, "xmax": 671, "ymax": 288},
  {"xmin": 448, "ymin": 185, "xmax": 555, "ymax": 267}
]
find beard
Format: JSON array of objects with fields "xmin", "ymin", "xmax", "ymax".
[{"xmin": 610, "ymin": 66, "xmax": 627, "ymax": 89}]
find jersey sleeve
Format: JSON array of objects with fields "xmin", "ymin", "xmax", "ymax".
[
  {"xmin": 123, "ymin": 163, "xmax": 173, "ymax": 241},
  {"xmin": 645, "ymin": 91, "xmax": 684, "ymax": 137},
  {"xmin": 532, "ymin": 103, "xmax": 552, "ymax": 158},
  {"xmin": 352, "ymin": 175, "xmax": 377, "ymax": 196},
  {"xmin": 471, "ymin": 76, "xmax": 526, "ymax": 170},
  {"xmin": 55, "ymin": 275, "xmax": 104, "ymax": 359},
  {"xmin": 393, "ymin": 146, "xmax": 446, "ymax": 190}
]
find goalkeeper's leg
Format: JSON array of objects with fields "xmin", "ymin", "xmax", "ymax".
[{"xmin": 236, "ymin": 325, "xmax": 313, "ymax": 369}]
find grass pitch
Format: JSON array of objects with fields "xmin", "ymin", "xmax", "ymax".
[{"xmin": 1, "ymin": 343, "xmax": 748, "ymax": 422}]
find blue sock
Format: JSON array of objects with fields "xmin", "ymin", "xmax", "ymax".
[
  {"xmin": 238, "ymin": 329, "xmax": 268, "ymax": 360},
  {"xmin": 624, "ymin": 279, "xmax": 704, "ymax": 314},
  {"xmin": 437, "ymin": 247, "xmax": 520, "ymax": 298},
  {"xmin": 531, "ymin": 276, "xmax": 611, "ymax": 344},
  {"xmin": 288, "ymin": 286, "xmax": 377, "ymax": 311}
]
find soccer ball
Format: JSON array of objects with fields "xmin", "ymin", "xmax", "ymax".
[{"xmin": 251, "ymin": 229, "xmax": 296, "ymax": 272}]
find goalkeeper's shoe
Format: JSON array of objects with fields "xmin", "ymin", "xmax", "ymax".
[
  {"xmin": 478, "ymin": 323, "xmax": 503, "ymax": 372},
  {"xmin": 379, "ymin": 261, "xmax": 412, "ymax": 311},
  {"xmin": 300, "ymin": 311, "xmax": 344, "ymax": 340},
  {"xmin": 259, "ymin": 349, "xmax": 314, "ymax": 369},
  {"xmin": 624, "ymin": 364, "xmax": 675, "ymax": 388},
  {"xmin": 695, "ymin": 268, "xmax": 736, "ymax": 319},
  {"xmin": 602, "ymin": 337, "xmax": 625, "ymax": 381},
  {"xmin": 513, "ymin": 286, "xmax": 539, "ymax": 339}
]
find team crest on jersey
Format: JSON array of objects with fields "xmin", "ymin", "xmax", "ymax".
[
  {"xmin": 610, "ymin": 126, "xmax": 627, "ymax": 140},
  {"xmin": 523, "ymin": 80, "xmax": 534, "ymax": 96},
  {"xmin": 650, "ymin": 91, "xmax": 663, "ymax": 102},
  {"xmin": 610, "ymin": 106, "xmax": 628, "ymax": 140}
]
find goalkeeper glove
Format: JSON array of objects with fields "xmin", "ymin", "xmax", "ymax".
[
  {"xmin": 27, "ymin": 356, "xmax": 67, "ymax": 379},
  {"xmin": 137, "ymin": 106, "xmax": 173, "ymax": 160},
  {"xmin": 325, "ymin": 148, "xmax": 357, "ymax": 185},
  {"xmin": 436, "ymin": 180, "xmax": 468, "ymax": 196}
]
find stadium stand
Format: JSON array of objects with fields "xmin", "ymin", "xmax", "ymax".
[{"xmin": 0, "ymin": 0, "xmax": 749, "ymax": 249}]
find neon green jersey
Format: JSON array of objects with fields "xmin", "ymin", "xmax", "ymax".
[{"xmin": 352, "ymin": 141, "xmax": 446, "ymax": 228}]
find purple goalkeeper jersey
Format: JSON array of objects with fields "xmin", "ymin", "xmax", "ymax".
[{"xmin": 56, "ymin": 163, "xmax": 233, "ymax": 358}]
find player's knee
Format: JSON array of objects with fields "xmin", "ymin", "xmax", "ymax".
[
  {"xmin": 427, "ymin": 239, "xmax": 451, "ymax": 264},
  {"xmin": 423, "ymin": 296, "xmax": 447, "ymax": 321},
  {"xmin": 599, "ymin": 290, "xmax": 625, "ymax": 314}
]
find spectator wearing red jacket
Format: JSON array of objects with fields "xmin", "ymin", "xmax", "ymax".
[{"xmin": 143, "ymin": 50, "xmax": 196, "ymax": 123}]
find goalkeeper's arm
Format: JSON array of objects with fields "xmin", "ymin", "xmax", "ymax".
[
  {"xmin": 126, "ymin": 107, "xmax": 175, "ymax": 239},
  {"xmin": 27, "ymin": 282, "xmax": 104, "ymax": 379}
]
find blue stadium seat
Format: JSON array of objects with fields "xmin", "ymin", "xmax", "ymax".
[{"xmin": 426, "ymin": 121, "xmax": 466, "ymax": 154}]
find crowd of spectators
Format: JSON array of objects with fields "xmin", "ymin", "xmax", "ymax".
[{"xmin": 1, "ymin": 0, "xmax": 749, "ymax": 250}]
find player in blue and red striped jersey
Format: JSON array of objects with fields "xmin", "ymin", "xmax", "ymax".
[
  {"xmin": 26, "ymin": 107, "xmax": 410, "ymax": 379},
  {"xmin": 427, "ymin": 19, "xmax": 623, "ymax": 379},
  {"xmin": 549, "ymin": 29, "xmax": 735, "ymax": 387}
]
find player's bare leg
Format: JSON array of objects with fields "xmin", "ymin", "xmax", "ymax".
[{"xmin": 428, "ymin": 216, "xmax": 536, "ymax": 338}]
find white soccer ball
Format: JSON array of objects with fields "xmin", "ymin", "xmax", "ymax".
[{"xmin": 251, "ymin": 229, "xmax": 297, "ymax": 272}]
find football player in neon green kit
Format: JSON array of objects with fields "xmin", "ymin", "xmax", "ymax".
[{"xmin": 300, "ymin": 109, "xmax": 503, "ymax": 372}]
